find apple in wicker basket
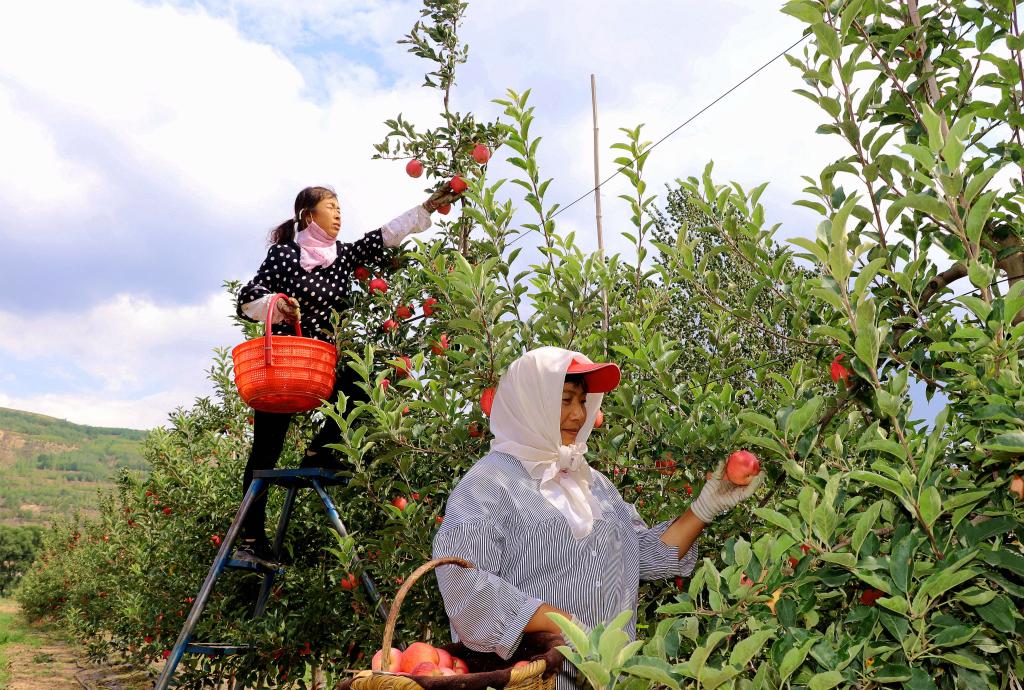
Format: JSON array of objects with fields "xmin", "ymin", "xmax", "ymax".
[
  {"xmin": 400, "ymin": 642, "xmax": 439, "ymax": 673},
  {"xmin": 371, "ymin": 647, "xmax": 402, "ymax": 672}
]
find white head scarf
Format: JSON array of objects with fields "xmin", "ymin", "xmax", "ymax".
[{"xmin": 489, "ymin": 346, "xmax": 604, "ymax": 539}]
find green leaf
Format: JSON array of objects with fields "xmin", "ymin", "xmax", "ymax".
[
  {"xmin": 788, "ymin": 237, "xmax": 829, "ymax": 265},
  {"xmin": 918, "ymin": 486, "xmax": 942, "ymax": 528},
  {"xmin": 781, "ymin": 0, "xmax": 823, "ymax": 24},
  {"xmin": 965, "ymin": 191, "xmax": 996, "ymax": 248},
  {"xmin": 939, "ymin": 652, "xmax": 988, "ymax": 672},
  {"xmin": 902, "ymin": 192, "xmax": 950, "ymax": 221},
  {"xmin": 809, "ymin": 670, "xmax": 845, "ymax": 690},
  {"xmin": 976, "ymin": 595, "xmax": 1017, "ymax": 633},
  {"xmin": 854, "ymin": 299, "xmax": 879, "ymax": 368},
  {"xmin": 577, "ymin": 660, "xmax": 611, "ymax": 689},
  {"xmin": 819, "ymin": 552, "xmax": 856, "ymax": 568},
  {"xmin": 778, "ymin": 638, "xmax": 816, "ymax": 684},
  {"xmin": 853, "ymin": 257, "xmax": 887, "ymax": 301},
  {"xmin": 852, "ymin": 501, "xmax": 882, "ymax": 556},
  {"xmin": 622, "ymin": 659, "xmax": 681, "ymax": 690},
  {"xmin": 931, "ymin": 625, "xmax": 977, "ymax": 648},
  {"xmin": 812, "ymin": 23, "xmax": 841, "ymax": 59},
  {"xmin": 889, "ymin": 534, "xmax": 917, "ymax": 593},
  {"xmin": 547, "ymin": 612, "xmax": 589, "ymax": 655},
  {"xmin": 984, "ymin": 431, "xmax": 1024, "ymax": 452},
  {"xmin": 849, "ymin": 470, "xmax": 905, "ymax": 499},
  {"xmin": 728, "ymin": 628, "xmax": 775, "ymax": 669},
  {"xmin": 785, "ymin": 396, "xmax": 823, "ymax": 440},
  {"xmin": 753, "ymin": 508, "xmax": 800, "ymax": 539},
  {"xmin": 904, "ymin": 667, "xmax": 939, "ymax": 690}
]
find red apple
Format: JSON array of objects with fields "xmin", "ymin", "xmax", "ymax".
[
  {"xmin": 830, "ymin": 354, "xmax": 852, "ymax": 385},
  {"xmin": 594, "ymin": 410, "xmax": 604, "ymax": 428},
  {"xmin": 354, "ymin": 266, "xmax": 370, "ymax": 281},
  {"xmin": 406, "ymin": 159, "xmax": 423, "ymax": 178},
  {"xmin": 372, "ymin": 647, "xmax": 403, "ymax": 672},
  {"xmin": 1010, "ymin": 475, "xmax": 1024, "ymax": 500},
  {"xmin": 431, "ymin": 334, "xmax": 449, "ymax": 355},
  {"xmin": 396, "ymin": 305, "xmax": 413, "ymax": 320},
  {"xmin": 472, "ymin": 144, "xmax": 491, "ymax": 164},
  {"xmin": 860, "ymin": 589, "xmax": 884, "ymax": 606},
  {"xmin": 512, "ymin": 660, "xmax": 530, "ymax": 668},
  {"xmin": 725, "ymin": 450, "xmax": 760, "ymax": 486},
  {"xmin": 395, "ymin": 355, "xmax": 412, "ymax": 378},
  {"xmin": 449, "ymin": 175, "xmax": 468, "ymax": 193},
  {"xmin": 789, "ymin": 557, "xmax": 799, "ymax": 569},
  {"xmin": 481, "ymin": 387, "xmax": 496, "ymax": 416},
  {"xmin": 380, "ymin": 378, "xmax": 390, "ymax": 392},
  {"xmin": 401, "ymin": 643, "xmax": 440, "ymax": 673},
  {"xmin": 383, "ymin": 319, "xmax": 399, "ymax": 333},
  {"xmin": 438, "ymin": 667, "xmax": 457, "ymax": 676},
  {"xmin": 675, "ymin": 576, "xmax": 684, "ymax": 590},
  {"xmin": 437, "ymin": 204, "xmax": 452, "ymax": 215},
  {"xmin": 369, "ymin": 277, "xmax": 389, "ymax": 294},
  {"xmin": 435, "ymin": 648, "xmax": 453, "ymax": 669},
  {"xmin": 451, "ymin": 657, "xmax": 469, "ymax": 674},
  {"xmin": 422, "ymin": 297, "xmax": 438, "ymax": 316},
  {"xmin": 411, "ymin": 662, "xmax": 442, "ymax": 677},
  {"xmin": 391, "ymin": 496, "xmax": 408, "ymax": 511},
  {"xmin": 210, "ymin": 535, "xmax": 221, "ymax": 547},
  {"xmin": 468, "ymin": 422, "xmax": 482, "ymax": 438}
]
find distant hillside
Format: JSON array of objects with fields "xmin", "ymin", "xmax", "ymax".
[{"xmin": 0, "ymin": 407, "xmax": 149, "ymax": 526}]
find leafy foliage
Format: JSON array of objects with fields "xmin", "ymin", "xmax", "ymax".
[{"xmin": 16, "ymin": 0, "xmax": 1024, "ymax": 688}]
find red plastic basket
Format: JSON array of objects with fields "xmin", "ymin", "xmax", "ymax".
[{"xmin": 232, "ymin": 293, "xmax": 338, "ymax": 413}]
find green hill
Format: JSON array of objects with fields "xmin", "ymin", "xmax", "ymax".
[{"xmin": 0, "ymin": 407, "xmax": 149, "ymax": 526}]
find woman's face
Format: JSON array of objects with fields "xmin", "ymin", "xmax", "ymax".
[
  {"xmin": 306, "ymin": 196, "xmax": 342, "ymax": 238},
  {"xmin": 560, "ymin": 381, "xmax": 588, "ymax": 445}
]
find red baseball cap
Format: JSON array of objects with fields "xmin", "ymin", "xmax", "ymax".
[{"xmin": 566, "ymin": 358, "xmax": 621, "ymax": 393}]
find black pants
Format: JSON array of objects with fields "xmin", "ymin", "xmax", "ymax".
[{"xmin": 239, "ymin": 369, "xmax": 367, "ymax": 540}]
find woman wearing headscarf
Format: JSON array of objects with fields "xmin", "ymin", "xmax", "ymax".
[{"xmin": 432, "ymin": 346, "xmax": 763, "ymax": 689}]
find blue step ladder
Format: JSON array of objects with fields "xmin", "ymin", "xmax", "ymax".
[{"xmin": 154, "ymin": 467, "xmax": 389, "ymax": 690}]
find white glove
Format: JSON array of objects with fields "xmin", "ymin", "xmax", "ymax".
[{"xmin": 689, "ymin": 461, "xmax": 764, "ymax": 524}]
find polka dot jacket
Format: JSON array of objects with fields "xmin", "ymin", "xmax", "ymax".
[{"xmin": 236, "ymin": 206, "xmax": 432, "ymax": 342}]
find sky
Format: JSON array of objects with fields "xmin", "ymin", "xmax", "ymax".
[{"xmin": 0, "ymin": 0, "xmax": 947, "ymax": 429}]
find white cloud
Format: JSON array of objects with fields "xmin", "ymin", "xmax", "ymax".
[
  {"xmin": 0, "ymin": 0, "xmax": 939, "ymax": 427},
  {"xmin": 0, "ymin": 291, "xmax": 239, "ymax": 426},
  {"xmin": 0, "ymin": 89, "xmax": 103, "ymax": 219}
]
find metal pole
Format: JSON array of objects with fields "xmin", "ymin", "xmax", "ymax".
[
  {"xmin": 591, "ymin": 74, "xmax": 610, "ymax": 339},
  {"xmin": 309, "ymin": 480, "xmax": 390, "ymax": 623},
  {"xmin": 154, "ymin": 479, "xmax": 264, "ymax": 690}
]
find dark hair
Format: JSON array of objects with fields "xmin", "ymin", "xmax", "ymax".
[
  {"xmin": 564, "ymin": 373, "xmax": 588, "ymax": 392},
  {"xmin": 269, "ymin": 186, "xmax": 338, "ymax": 245}
]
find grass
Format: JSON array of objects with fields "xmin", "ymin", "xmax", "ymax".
[{"xmin": 0, "ymin": 599, "xmax": 62, "ymax": 688}]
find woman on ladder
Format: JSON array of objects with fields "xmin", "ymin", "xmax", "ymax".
[{"xmin": 234, "ymin": 183, "xmax": 461, "ymax": 568}]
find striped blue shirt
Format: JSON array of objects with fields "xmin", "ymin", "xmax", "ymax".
[{"xmin": 432, "ymin": 451, "xmax": 698, "ymax": 690}]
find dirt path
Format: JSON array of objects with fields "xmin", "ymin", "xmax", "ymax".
[{"xmin": 0, "ymin": 600, "xmax": 151, "ymax": 690}]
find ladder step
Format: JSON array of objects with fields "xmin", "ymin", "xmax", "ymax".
[
  {"xmin": 252, "ymin": 467, "xmax": 350, "ymax": 486},
  {"xmin": 225, "ymin": 558, "xmax": 285, "ymax": 574},
  {"xmin": 185, "ymin": 642, "xmax": 251, "ymax": 656}
]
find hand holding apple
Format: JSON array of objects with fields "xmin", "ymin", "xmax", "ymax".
[
  {"xmin": 689, "ymin": 453, "xmax": 764, "ymax": 524},
  {"xmin": 422, "ymin": 184, "xmax": 462, "ymax": 213}
]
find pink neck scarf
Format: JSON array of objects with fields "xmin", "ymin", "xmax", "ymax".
[{"xmin": 294, "ymin": 221, "xmax": 338, "ymax": 271}]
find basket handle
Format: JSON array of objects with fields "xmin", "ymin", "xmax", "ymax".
[
  {"xmin": 264, "ymin": 293, "xmax": 303, "ymax": 366},
  {"xmin": 380, "ymin": 556, "xmax": 474, "ymax": 671}
]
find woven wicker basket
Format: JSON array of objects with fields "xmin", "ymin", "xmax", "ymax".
[{"xmin": 337, "ymin": 557, "xmax": 563, "ymax": 690}]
